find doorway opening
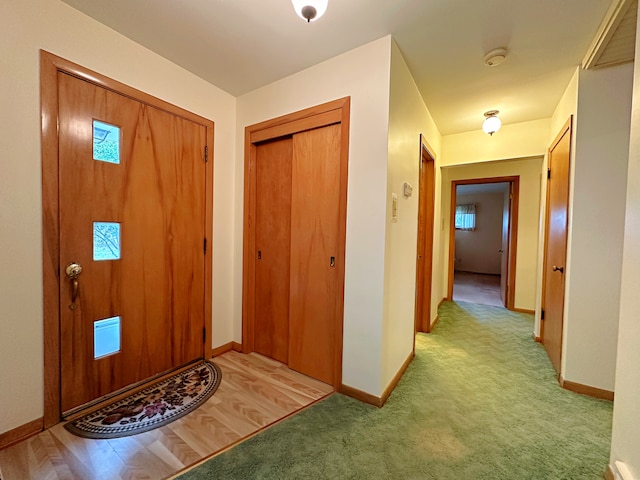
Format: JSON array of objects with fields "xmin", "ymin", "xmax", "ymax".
[{"xmin": 448, "ymin": 177, "xmax": 520, "ymax": 310}]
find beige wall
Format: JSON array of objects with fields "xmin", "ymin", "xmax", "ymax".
[
  {"xmin": 383, "ymin": 42, "xmax": 442, "ymax": 389},
  {"xmin": 455, "ymin": 191, "xmax": 506, "ymax": 275},
  {"xmin": 0, "ymin": 0, "xmax": 236, "ymax": 434},
  {"xmin": 236, "ymin": 37, "xmax": 393, "ymax": 396},
  {"xmin": 609, "ymin": 10, "xmax": 640, "ymax": 476},
  {"xmin": 561, "ymin": 63, "xmax": 632, "ymax": 392},
  {"xmin": 442, "ymin": 119, "xmax": 550, "ymax": 166},
  {"xmin": 441, "ymin": 158, "xmax": 543, "ymax": 311}
]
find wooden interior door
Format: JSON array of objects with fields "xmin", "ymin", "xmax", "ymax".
[
  {"xmin": 288, "ymin": 124, "xmax": 341, "ymax": 385},
  {"xmin": 254, "ymin": 138, "xmax": 293, "ymax": 363},
  {"xmin": 500, "ymin": 185, "xmax": 510, "ymax": 305},
  {"xmin": 541, "ymin": 118, "xmax": 572, "ymax": 374},
  {"xmin": 58, "ymin": 72, "xmax": 206, "ymax": 413},
  {"xmin": 414, "ymin": 139, "xmax": 436, "ymax": 333}
]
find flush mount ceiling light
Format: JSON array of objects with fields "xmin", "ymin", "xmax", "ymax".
[
  {"xmin": 483, "ymin": 110, "xmax": 502, "ymax": 136},
  {"xmin": 483, "ymin": 48, "xmax": 508, "ymax": 67},
  {"xmin": 292, "ymin": 0, "xmax": 328, "ymax": 22}
]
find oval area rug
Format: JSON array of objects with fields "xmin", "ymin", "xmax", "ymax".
[{"xmin": 65, "ymin": 360, "xmax": 222, "ymax": 439}]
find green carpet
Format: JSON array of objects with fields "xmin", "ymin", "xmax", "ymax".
[{"xmin": 178, "ymin": 301, "xmax": 613, "ymax": 479}]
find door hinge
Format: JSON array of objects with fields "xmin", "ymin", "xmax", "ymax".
[
  {"xmin": 547, "ymin": 168, "xmax": 551, "ymax": 179},
  {"xmin": 203, "ymin": 237, "xmax": 207, "ymax": 254},
  {"xmin": 204, "ymin": 145, "xmax": 208, "ymax": 163},
  {"xmin": 203, "ymin": 327, "xmax": 206, "ymax": 343},
  {"xmin": 541, "ymin": 309, "xmax": 545, "ymax": 320}
]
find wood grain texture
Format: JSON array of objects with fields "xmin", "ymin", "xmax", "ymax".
[
  {"xmin": 0, "ymin": 418, "xmax": 43, "ymax": 450},
  {"xmin": 58, "ymin": 73, "xmax": 206, "ymax": 413},
  {"xmin": 415, "ymin": 137, "xmax": 436, "ymax": 333},
  {"xmin": 255, "ymin": 138, "xmax": 293, "ymax": 363},
  {"xmin": 289, "ymin": 124, "xmax": 341, "ymax": 386},
  {"xmin": 0, "ymin": 352, "xmax": 332, "ymax": 479},
  {"xmin": 559, "ymin": 376, "xmax": 614, "ymax": 401},
  {"xmin": 541, "ymin": 117, "xmax": 572, "ymax": 375},
  {"xmin": 40, "ymin": 51, "xmax": 214, "ymax": 423},
  {"xmin": 243, "ymin": 98, "xmax": 350, "ymax": 389}
]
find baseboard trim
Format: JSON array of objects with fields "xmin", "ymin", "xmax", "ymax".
[
  {"xmin": 438, "ymin": 297, "xmax": 446, "ymax": 309},
  {"xmin": 341, "ymin": 351, "xmax": 414, "ymax": 408},
  {"xmin": 380, "ymin": 351, "xmax": 414, "ymax": 406},
  {"xmin": 533, "ymin": 334, "xmax": 542, "ymax": 342},
  {"xmin": 0, "ymin": 417, "xmax": 43, "ymax": 450},
  {"xmin": 211, "ymin": 341, "xmax": 243, "ymax": 357},
  {"xmin": 339, "ymin": 384, "xmax": 382, "ymax": 407},
  {"xmin": 604, "ymin": 464, "xmax": 615, "ymax": 480},
  {"xmin": 559, "ymin": 376, "xmax": 614, "ymax": 401},
  {"xmin": 430, "ymin": 315, "xmax": 440, "ymax": 331},
  {"xmin": 513, "ymin": 307, "xmax": 535, "ymax": 314}
]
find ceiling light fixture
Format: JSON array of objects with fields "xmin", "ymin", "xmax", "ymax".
[
  {"xmin": 292, "ymin": 0, "xmax": 328, "ymax": 22},
  {"xmin": 483, "ymin": 110, "xmax": 501, "ymax": 136}
]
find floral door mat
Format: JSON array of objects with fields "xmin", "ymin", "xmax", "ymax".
[{"xmin": 65, "ymin": 360, "xmax": 222, "ymax": 439}]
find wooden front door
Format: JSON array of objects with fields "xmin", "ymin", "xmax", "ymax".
[
  {"xmin": 541, "ymin": 118, "xmax": 572, "ymax": 374},
  {"xmin": 57, "ymin": 72, "xmax": 207, "ymax": 413},
  {"xmin": 414, "ymin": 138, "xmax": 436, "ymax": 333}
]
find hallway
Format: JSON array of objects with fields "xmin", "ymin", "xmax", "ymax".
[{"xmin": 178, "ymin": 301, "xmax": 613, "ymax": 479}]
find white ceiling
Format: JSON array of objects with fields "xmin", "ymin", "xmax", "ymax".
[
  {"xmin": 457, "ymin": 183, "xmax": 509, "ymax": 195},
  {"xmin": 60, "ymin": 0, "xmax": 613, "ymax": 135}
]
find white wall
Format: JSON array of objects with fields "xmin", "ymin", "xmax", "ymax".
[
  {"xmin": 0, "ymin": 0, "xmax": 236, "ymax": 434},
  {"xmin": 455, "ymin": 192, "xmax": 506, "ymax": 275},
  {"xmin": 236, "ymin": 37, "xmax": 393, "ymax": 396},
  {"xmin": 382, "ymin": 42, "xmax": 442, "ymax": 389},
  {"xmin": 561, "ymin": 63, "xmax": 632, "ymax": 392},
  {"xmin": 441, "ymin": 158, "xmax": 543, "ymax": 311},
  {"xmin": 609, "ymin": 11, "xmax": 640, "ymax": 475}
]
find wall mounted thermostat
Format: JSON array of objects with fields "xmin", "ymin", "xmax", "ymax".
[{"xmin": 403, "ymin": 182, "xmax": 413, "ymax": 198}]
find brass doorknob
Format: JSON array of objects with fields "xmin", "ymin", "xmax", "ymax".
[
  {"xmin": 552, "ymin": 265, "xmax": 564, "ymax": 273},
  {"xmin": 66, "ymin": 262, "xmax": 83, "ymax": 279},
  {"xmin": 65, "ymin": 262, "xmax": 83, "ymax": 309}
]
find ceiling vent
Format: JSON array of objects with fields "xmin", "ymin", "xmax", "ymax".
[{"xmin": 583, "ymin": 0, "xmax": 637, "ymax": 69}]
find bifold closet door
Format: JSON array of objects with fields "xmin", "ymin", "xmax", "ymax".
[
  {"xmin": 254, "ymin": 137, "xmax": 293, "ymax": 363},
  {"xmin": 289, "ymin": 124, "xmax": 341, "ymax": 385}
]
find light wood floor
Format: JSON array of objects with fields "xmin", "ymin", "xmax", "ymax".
[
  {"xmin": 452, "ymin": 271, "xmax": 504, "ymax": 307},
  {"xmin": 0, "ymin": 351, "xmax": 333, "ymax": 480}
]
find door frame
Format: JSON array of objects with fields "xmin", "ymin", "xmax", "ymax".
[
  {"xmin": 242, "ymin": 97, "xmax": 350, "ymax": 389},
  {"xmin": 540, "ymin": 116, "xmax": 573, "ymax": 372},
  {"xmin": 447, "ymin": 176, "xmax": 520, "ymax": 309},
  {"xmin": 414, "ymin": 135, "xmax": 436, "ymax": 333},
  {"xmin": 40, "ymin": 51, "xmax": 215, "ymax": 428}
]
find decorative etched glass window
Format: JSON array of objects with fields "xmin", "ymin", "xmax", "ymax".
[
  {"xmin": 93, "ymin": 222, "xmax": 121, "ymax": 261},
  {"xmin": 93, "ymin": 120, "xmax": 120, "ymax": 164},
  {"xmin": 94, "ymin": 316, "xmax": 121, "ymax": 359}
]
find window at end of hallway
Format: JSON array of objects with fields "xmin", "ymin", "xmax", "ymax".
[{"xmin": 455, "ymin": 204, "xmax": 476, "ymax": 231}]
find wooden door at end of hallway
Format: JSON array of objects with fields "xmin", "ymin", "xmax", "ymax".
[
  {"xmin": 288, "ymin": 124, "xmax": 342, "ymax": 385},
  {"xmin": 414, "ymin": 139, "xmax": 436, "ymax": 333},
  {"xmin": 542, "ymin": 117, "xmax": 572, "ymax": 375},
  {"xmin": 500, "ymin": 184, "xmax": 512, "ymax": 307},
  {"xmin": 58, "ymin": 72, "xmax": 207, "ymax": 413}
]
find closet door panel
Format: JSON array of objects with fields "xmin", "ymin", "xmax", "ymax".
[
  {"xmin": 255, "ymin": 138, "xmax": 293, "ymax": 363},
  {"xmin": 289, "ymin": 124, "xmax": 341, "ymax": 385}
]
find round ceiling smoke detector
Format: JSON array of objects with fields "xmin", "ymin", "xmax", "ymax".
[{"xmin": 484, "ymin": 48, "xmax": 508, "ymax": 67}]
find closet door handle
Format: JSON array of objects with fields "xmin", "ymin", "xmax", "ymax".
[{"xmin": 330, "ymin": 256, "xmax": 335, "ymax": 267}]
